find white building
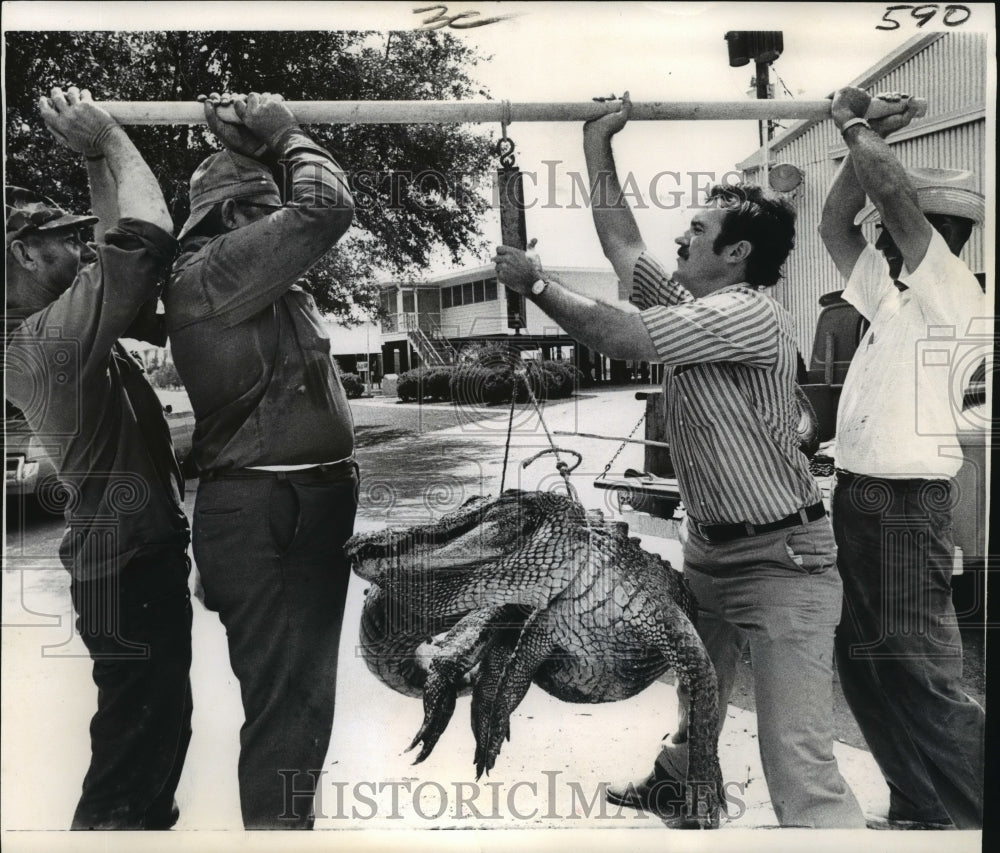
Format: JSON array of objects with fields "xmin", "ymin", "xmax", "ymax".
[
  {"xmin": 737, "ymin": 31, "xmax": 988, "ymax": 355},
  {"xmin": 368, "ymin": 264, "xmax": 655, "ymax": 384}
]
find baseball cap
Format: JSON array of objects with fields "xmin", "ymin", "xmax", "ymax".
[
  {"xmin": 5, "ymin": 186, "xmax": 98, "ymax": 247},
  {"xmin": 177, "ymin": 150, "xmax": 282, "ymax": 240},
  {"xmin": 854, "ymin": 167, "xmax": 984, "ymax": 226}
]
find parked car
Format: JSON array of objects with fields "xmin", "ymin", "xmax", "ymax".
[
  {"xmin": 4, "ymin": 391, "xmax": 196, "ymax": 506},
  {"xmin": 4, "ymin": 399, "xmax": 59, "ymax": 499}
]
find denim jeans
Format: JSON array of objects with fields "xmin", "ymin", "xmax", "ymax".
[
  {"xmin": 193, "ymin": 466, "xmax": 358, "ymax": 829},
  {"xmin": 833, "ymin": 472, "xmax": 984, "ymax": 828},
  {"xmin": 657, "ymin": 516, "xmax": 865, "ymax": 827},
  {"xmin": 70, "ymin": 545, "xmax": 193, "ymax": 830}
]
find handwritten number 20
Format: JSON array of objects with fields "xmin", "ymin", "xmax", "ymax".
[{"xmin": 877, "ymin": 5, "xmax": 972, "ymax": 30}]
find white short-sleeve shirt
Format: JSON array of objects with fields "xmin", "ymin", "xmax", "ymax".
[{"xmin": 836, "ymin": 229, "xmax": 986, "ymax": 478}]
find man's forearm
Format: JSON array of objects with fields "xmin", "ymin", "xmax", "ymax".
[
  {"xmin": 86, "ymin": 155, "xmax": 118, "ymax": 242},
  {"xmin": 279, "ymin": 133, "xmax": 353, "ymax": 216},
  {"xmin": 842, "ymin": 125, "xmax": 920, "ymax": 226},
  {"xmin": 821, "ymin": 155, "xmax": 865, "ymax": 231},
  {"xmin": 533, "ymin": 280, "xmax": 657, "ymax": 362},
  {"xmin": 842, "ymin": 122, "xmax": 931, "ymax": 268},
  {"xmin": 583, "ymin": 132, "xmax": 644, "ymax": 282},
  {"xmin": 818, "ymin": 154, "xmax": 868, "ymax": 278},
  {"xmin": 100, "ymin": 127, "xmax": 172, "ymax": 233}
]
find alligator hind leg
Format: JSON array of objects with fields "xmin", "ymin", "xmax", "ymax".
[
  {"xmin": 472, "ymin": 608, "xmax": 555, "ymax": 779},
  {"xmin": 408, "ymin": 605, "xmax": 522, "ymax": 764}
]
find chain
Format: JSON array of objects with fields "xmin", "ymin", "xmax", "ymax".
[
  {"xmin": 597, "ymin": 411, "xmax": 646, "ymax": 481},
  {"xmin": 499, "ymin": 388, "xmax": 518, "ymax": 494}
]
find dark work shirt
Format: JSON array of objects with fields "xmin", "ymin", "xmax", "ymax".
[
  {"xmin": 164, "ymin": 133, "xmax": 355, "ymax": 471},
  {"xmin": 5, "ymin": 219, "xmax": 189, "ymax": 580}
]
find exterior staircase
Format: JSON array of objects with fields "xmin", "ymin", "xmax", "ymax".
[{"xmin": 405, "ymin": 316, "xmax": 458, "ymax": 367}]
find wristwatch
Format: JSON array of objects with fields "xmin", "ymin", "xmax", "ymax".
[{"xmin": 531, "ymin": 278, "xmax": 549, "ymax": 297}]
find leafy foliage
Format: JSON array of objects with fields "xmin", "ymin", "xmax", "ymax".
[
  {"xmin": 4, "ymin": 30, "xmax": 497, "ymax": 323},
  {"xmin": 339, "ymin": 372, "xmax": 366, "ymax": 399},
  {"xmin": 147, "ymin": 361, "xmax": 182, "ymax": 389},
  {"xmin": 397, "ymin": 360, "xmax": 579, "ymax": 405}
]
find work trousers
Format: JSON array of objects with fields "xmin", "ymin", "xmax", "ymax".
[
  {"xmin": 70, "ymin": 545, "xmax": 193, "ymax": 830},
  {"xmin": 193, "ymin": 466, "xmax": 358, "ymax": 829},
  {"xmin": 657, "ymin": 517, "xmax": 865, "ymax": 828},
  {"xmin": 833, "ymin": 472, "xmax": 984, "ymax": 828}
]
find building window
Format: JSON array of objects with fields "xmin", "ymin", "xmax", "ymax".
[
  {"xmin": 402, "ymin": 290, "xmax": 415, "ymax": 313},
  {"xmin": 379, "ymin": 289, "xmax": 396, "ymax": 315},
  {"xmin": 440, "ymin": 278, "xmax": 500, "ymax": 310}
]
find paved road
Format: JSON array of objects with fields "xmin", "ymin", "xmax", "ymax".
[{"xmin": 2, "ymin": 388, "xmax": 984, "ymax": 849}]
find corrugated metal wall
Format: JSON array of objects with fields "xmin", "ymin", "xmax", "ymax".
[{"xmin": 743, "ymin": 33, "xmax": 987, "ymax": 355}]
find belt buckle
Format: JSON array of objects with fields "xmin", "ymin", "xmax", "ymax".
[{"xmin": 694, "ymin": 519, "xmax": 712, "ymax": 541}]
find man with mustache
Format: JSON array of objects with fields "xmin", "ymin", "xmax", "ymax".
[{"xmin": 493, "ymin": 93, "xmax": 864, "ymax": 827}]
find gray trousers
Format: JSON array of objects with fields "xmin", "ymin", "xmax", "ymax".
[
  {"xmin": 833, "ymin": 473, "xmax": 984, "ymax": 828},
  {"xmin": 656, "ymin": 516, "xmax": 866, "ymax": 828},
  {"xmin": 194, "ymin": 466, "xmax": 358, "ymax": 829}
]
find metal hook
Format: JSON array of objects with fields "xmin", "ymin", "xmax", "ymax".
[
  {"xmin": 522, "ymin": 448, "xmax": 582, "ymax": 500},
  {"xmin": 521, "ymin": 447, "xmax": 583, "ymax": 473},
  {"xmin": 496, "ymin": 101, "xmax": 517, "ymax": 170}
]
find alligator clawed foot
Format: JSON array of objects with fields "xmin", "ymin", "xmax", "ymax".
[
  {"xmin": 407, "ymin": 675, "xmax": 459, "ymax": 764},
  {"xmin": 472, "ymin": 720, "xmax": 508, "ymax": 780},
  {"xmin": 405, "ymin": 725, "xmax": 436, "ymax": 765}
]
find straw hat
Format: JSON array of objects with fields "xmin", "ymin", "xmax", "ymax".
[{"xmin": 855, "ymin": 167, "xmax": 984, "ymax": 226}]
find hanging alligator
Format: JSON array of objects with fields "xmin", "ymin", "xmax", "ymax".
[{"xmin": 346, "ymin": 489, "xmax": 723, "ymax": 827}]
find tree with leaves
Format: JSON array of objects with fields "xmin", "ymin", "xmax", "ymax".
[{"xmin": 4, "ymin": 30, "xmax": 498, "ymax": 320}]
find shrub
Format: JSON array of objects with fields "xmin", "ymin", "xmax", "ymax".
[
  {"xmin": 397, "ymin": 368, "xmax": 427, "ymax": 402},
  {"xmin": 514, "ymin": 362, "xmax": 546, "ymax": 403},
  {"xmin": 396, "ymin": 366, "xmax": 456, "ymax": 402},
  {"xmin": 340, "ymin": 372, "xmax": 365, "ymax": 399},
  {"xmin": 398, "ymin": 357, "xmax": 580, "ymax": 405},
  {"xmin": 148, "ymin": 362, "xmax": 182, "ymax": 389},
  {"xmin": 450, "ymin": 365, "xmax": 493, "ymax": 407},
  {"xmin": 425, "ymin": 366, "xmax": 456, "ymax": 401},
  {"xmin": 458, "ymin": 341, "xmax": 519, "ymax": 369},
  {"xmin": 540, "ymin": 360, "xmax": 582, "ymax": 398},
  {"xmin": 483, "ymin": 369, "xmax": 515, "ymax": 405}
]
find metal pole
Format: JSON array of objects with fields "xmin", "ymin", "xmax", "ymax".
[
  {"xmin": 92, "ymin": 98, "xmax": 925, "ymax": 125},
  {"xmin": 553, "ymin": 430, "xmax": 671, "ymax": 449}
]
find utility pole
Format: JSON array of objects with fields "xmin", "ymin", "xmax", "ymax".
[{"xmin": 724, "ymin": 31, "xmax": 784, "ymax": 163}]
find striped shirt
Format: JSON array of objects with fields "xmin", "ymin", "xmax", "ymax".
[{"xmin": 632, "ymin": 252, "xmax": 821, "ymax": 525}]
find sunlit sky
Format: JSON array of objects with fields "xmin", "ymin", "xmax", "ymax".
[{"xmin": 5, "ymin": 2, "xmax": 996, "ymax": 277}]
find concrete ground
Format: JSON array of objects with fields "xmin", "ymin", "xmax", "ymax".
[{"xmin": 1, "ymin": 387, "xmax": 984, "ymax": 853}]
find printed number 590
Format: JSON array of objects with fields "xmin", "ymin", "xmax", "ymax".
[{"xmin": 877, "ymin": 4, "xmax": 971, "ymax": 30}]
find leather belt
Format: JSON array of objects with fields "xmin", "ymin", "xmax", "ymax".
[
  {"xmin": 690, "ymin": 501, "xmax": 826, "ymax": 544},
  {"xmin": 200, "ymin": 458, "xmax": 357, "ymax": 483},
  {"xmin": 835, "ymin": 469, "xmax": 947, "ymax": 486}
]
